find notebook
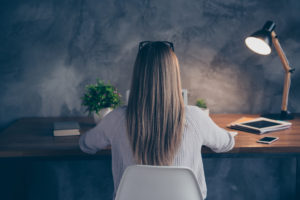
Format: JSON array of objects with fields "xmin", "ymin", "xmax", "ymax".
[{"xmin": 53, "ymin": 121, "xmax": 80, "ymax": 136}]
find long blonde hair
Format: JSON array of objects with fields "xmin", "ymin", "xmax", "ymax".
[{"xmin": 126, "ymin": 41, "xmax": 185, "ymax": 165}]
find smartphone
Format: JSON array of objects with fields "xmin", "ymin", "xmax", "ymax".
[{"xmin": 256, "ymin": 137, "xmax": 279, "ymax": 144}]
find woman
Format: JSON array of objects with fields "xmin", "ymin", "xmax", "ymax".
[{"xmin": 79, "ymin": 41, "xmax": 235, "ymax": 199}]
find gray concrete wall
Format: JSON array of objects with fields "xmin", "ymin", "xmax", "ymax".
[
  {"xmin": 1, "ymin": 0, "xmax": 300, "ymax": 130},
  {"xmin": 1, "ymin": 1, "xmax": 300, "ymax": 200}
]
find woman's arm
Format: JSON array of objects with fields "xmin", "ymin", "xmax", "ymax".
[
  {"xmin": 190, "ymin": 106, "xmax": 235, "ymax": 152},
  {"xmin": 79, "ymin": 109, "xmax": 119, "ymax": 154},
  {"xmin": 201, "ymin": 117, "xmax": 235, "ymax": 153},
  {"xmin": 79, "ymin": 122, "xmax": 110, "ymax": 154}
]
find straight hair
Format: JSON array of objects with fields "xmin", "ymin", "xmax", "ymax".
[{"xmin": 126, "ymin": 42, "xmax": 185, "ymax": 165}]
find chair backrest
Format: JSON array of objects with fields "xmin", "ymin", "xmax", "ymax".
[{"xmin": 115, "ymin": 165, "xmax": 203, "ymax": 200}]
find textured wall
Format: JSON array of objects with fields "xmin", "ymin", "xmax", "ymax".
[
  {"xmin": 0, "ymin": 1, "xmax": 300, "ymax": 199},
  {"xmin": 1, "ymin": 0, "xmax": 300, "ymax": 129}
]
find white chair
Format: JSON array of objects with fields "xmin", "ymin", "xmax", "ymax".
[{"xmin": 115, "ymin": 165, "xmax": 203, "ymax": 200}]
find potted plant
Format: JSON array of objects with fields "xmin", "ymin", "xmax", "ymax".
[
  {"xmin": 82, "ymin": 79, "xmax": 121, "ymax": 123},
  {"xmin": 196, "ymin": 99, "xmax": 209, "ymax": 115}
]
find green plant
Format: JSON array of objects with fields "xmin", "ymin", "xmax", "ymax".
[
  {"xmin": 196, "ymin": 99, "xmax": 207, "ymax": 109},
  {"xmin": 82, "ymin": 79, "xmax": 121, "ymax": 115}
]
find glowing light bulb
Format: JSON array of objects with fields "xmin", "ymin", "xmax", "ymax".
[{"xmin": 245, "ymin": 37, "xmax": 271, "ymax": 55}]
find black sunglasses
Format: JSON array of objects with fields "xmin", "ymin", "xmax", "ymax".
[{"xmin": 139, "ymin": 41, "xmax": 174, "ymax": 52}]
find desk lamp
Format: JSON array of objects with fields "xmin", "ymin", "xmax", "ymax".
[{"xmin": 245, "ymin": 21, "xmax": 295, "ymax": 120}]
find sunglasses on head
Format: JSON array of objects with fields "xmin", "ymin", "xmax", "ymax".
[{"xmin": 139, "ymin": 41, "xmax": 174, "ymax": 52}]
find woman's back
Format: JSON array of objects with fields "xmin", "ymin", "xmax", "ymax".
[
  {"xmin": 79, "ymin": 105, "xmax": 235, "ymax": 199},
  {"xmin": 79, "ymin": 41, "xmax": 234, "ymax": 199}
]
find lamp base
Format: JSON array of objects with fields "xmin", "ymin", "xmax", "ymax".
[{"xmin": 261, "ymin": 110, "xmax": 294, "ymax": 120}]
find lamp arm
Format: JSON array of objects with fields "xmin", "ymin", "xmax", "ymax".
[{"xmin": 271, "ymin": 31, "xmax": 292, "ymax": 112}]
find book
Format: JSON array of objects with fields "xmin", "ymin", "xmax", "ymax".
[
  {"xmin": 227, "ymin": 117, "xmax": 291, "ymax": 134},
  {"xmin": 53, "ymin": 121, "xmax": 80, "ymax": 136}
]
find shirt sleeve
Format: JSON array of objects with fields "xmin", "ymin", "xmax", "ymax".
[
  {"xmin": 79, "ymin": 109, "xmax": 118, "ymax": 154},
  {"xmin": 191, "ymin": 106, "xmax": 235, "ymax": 153}
]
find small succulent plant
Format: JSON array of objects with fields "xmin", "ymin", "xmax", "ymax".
[
  {"xmin": 82, "ymin": 79, "xmax": 121, "ymax": 115},
  {"xmin": 196, "ymin": 99, "xmax": 207, "ymax": 109}
]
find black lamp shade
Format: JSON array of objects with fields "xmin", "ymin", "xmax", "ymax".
[{"xmin": 245, "ymin": 21, "xmax": 276, "ymax": 55}]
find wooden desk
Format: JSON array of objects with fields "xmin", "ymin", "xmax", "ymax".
[{"xmin": 0, "ymin": 114, "xmax": 299, "ymax": 158}]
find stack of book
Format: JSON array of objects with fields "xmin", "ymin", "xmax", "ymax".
[
  {"xmin": 53, "ymin": 121, "xmax": 80, "ymax": 136},
  {"xmin": 227, "ymin": 117, "xmax": 292, "ymax": 134}
]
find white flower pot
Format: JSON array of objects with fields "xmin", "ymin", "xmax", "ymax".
[
  {"xmin": 93, "ymin": 108, "xmax": 113, "ymax": 123},
  {"xmin": 201, "ymin": 108, "xmax": 210, "ymax": 115}
]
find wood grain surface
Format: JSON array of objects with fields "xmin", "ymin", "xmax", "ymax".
[{"xmin": 0, "ymin": 114, "xmax": 299, "ymax": 158}]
